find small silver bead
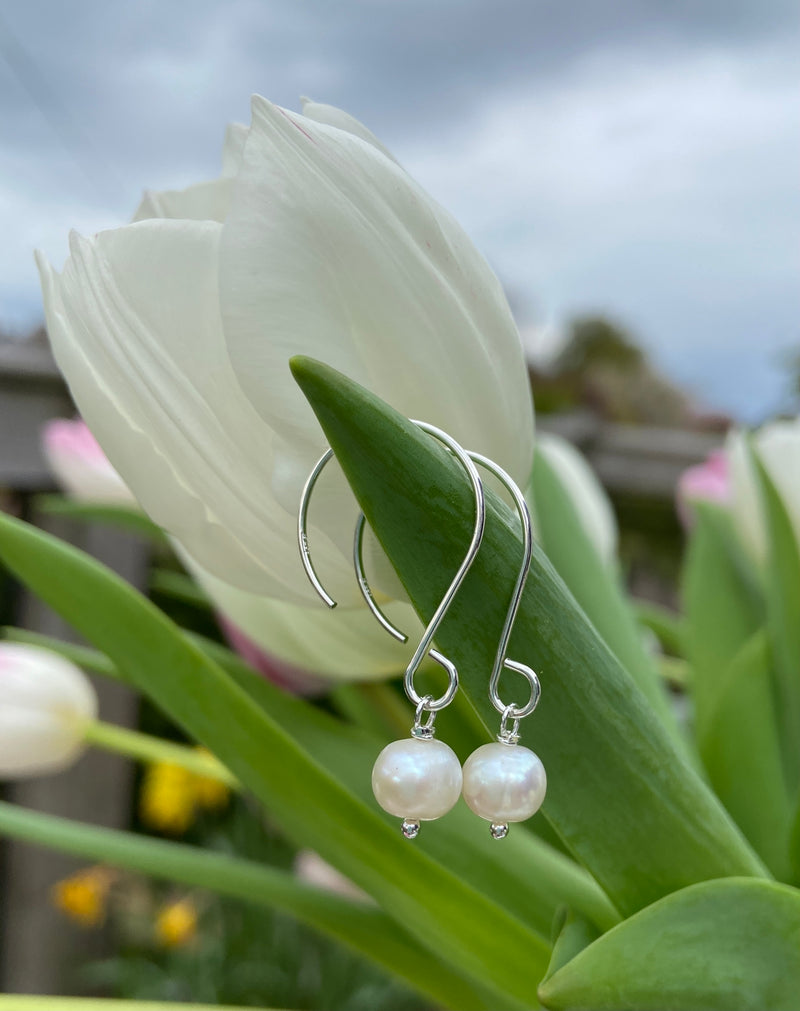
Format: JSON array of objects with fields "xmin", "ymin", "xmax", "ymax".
[
  {"xmin": 490, "ymin": 822, "xmax": 509, "ymax": 840},
  {"xmin": 401, "ymin": 818, "xmax": 421, "ymax": 839}
]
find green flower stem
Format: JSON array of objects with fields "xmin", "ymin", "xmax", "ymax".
[
  {"xmin": 82, "ymin": 720, "xmax": 238, "ymax": 788},
  {"xmin": 0, "ymin": 999, "xmax": 275, "ymax": 1011},
  {"xmin": 0, "ymin": 801, "xmax": 486, "ymax": 1010}
]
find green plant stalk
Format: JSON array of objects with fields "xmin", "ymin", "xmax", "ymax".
[
  {"xmin": 633, "ymin": 599, "xmax": 686, "ymax": 657},
  {"xmin": 0, "ymin": 511, "xmax": 545, "ymax": 1009},
  {"xmin": 82, "ymin": 720, "xmax": 238, "ymax": 787},
  {"xmin": 3, "ymin": 626, "xmax": 620, "ymax": 938},
  {"xmin": 0, "ymin": 800, "xmax": 484, "ymax": 1011},
  {"xmin": 0, "ymin": 1000, "xmax": 272, "ymax": 1011},
  {"xmin": 291, "ymin": 356, "xmax": 766, "ymax": 916}
]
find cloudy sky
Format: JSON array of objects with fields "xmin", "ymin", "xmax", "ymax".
[{"xmin": 1, "ymin": 0, "xmax": 797, "ymax": 420}]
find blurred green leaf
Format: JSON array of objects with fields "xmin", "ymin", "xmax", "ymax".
[
  {"xmin": 0, "ymin": 799, "xmax": 467, "ymax": 1009},
  {"xmin": 291, "ymin": 356, "xmax": 765, "ymax": 917},
  {"xmin": 0, "ymin": 998, "xmax": 277, "ymax": 1010},
  {"xmin": 751, "ymin": 455, "xmax": 800, "ymax": 792},
  {"xmin": 9, "ymin": 624, "xmax": 618, "ymax": 940},
  {"xmin": 632, "ymin": 598, "xmax": 685, "ymax": 656},
  {"xmin": 538, "ymin": 878, "xmax": 800, "ymax": 1010},
  {"xmin": 682, "ymin": 503, "xmax": 764, "ymax": 739},
  {"xmin": 530, "ymin": 448, "xmax": 679, "ymax": 740},
  {"xmin": 0, "ymin": 510, "xmax": 542, "ymax": 1010},
  {"xmin": 699, "ymin": 631, "xmax": 792, "ymax": 880},
  {"xmin": 34, "ymin": 494, "xmax": 166, "ymax": 544},
  {"xmin": 149, "ymin": 568, "xmax": 213, "ymax": 610}
]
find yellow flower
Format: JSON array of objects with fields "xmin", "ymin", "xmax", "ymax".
[
  {"xmin": 155, "ymin": 897, "xmax": 198, "ymax": 948},
  {"xmin": 52, "ymin": 865, "xmax": 113, "ymax": 927},
  {"xmin": 192, "ymin": 748, "xmax": 230, "ymax": 812},
  {"xmin": 139, "ymin": 760, "xmax": 196, "ymax": 834}
]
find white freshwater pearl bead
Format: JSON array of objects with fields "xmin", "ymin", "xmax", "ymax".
[
  {"xmin": 462, "ymin": 742, "xmax": 546, "ymax": 823},
  {"xmin": 372, "ymin": 737, "xmax": 462, "ymax": 821}
]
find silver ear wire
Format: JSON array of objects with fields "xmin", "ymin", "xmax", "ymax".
[
  {"xmin": 355, "ymin": 451, "xmax": 541, "ymax": 740},
  {"xmin": 297, "ymin": 422, "xmax": 486, "ymax": 725}
]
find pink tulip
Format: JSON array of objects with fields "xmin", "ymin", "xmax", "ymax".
[
  {"xmin": 676, "ymin": 449, "xmax": 730, "ymax": 528},
  {"xmin": 42, "ymin": 418, "xmax": 136, "ymax": 505}
]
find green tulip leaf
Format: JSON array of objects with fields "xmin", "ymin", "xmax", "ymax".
[
  {"xmin": 0, "ymin": 798, "xmax": 474, "ymax": 1009},
  {"xmin": 33, "ymin": 493, "xmax": 166, "ymax": 543},
  {"xmin": 0, "ymin": 510, "xmax": 543, "ymax": 1010},
  {"xmin": 291, "ymin": 356, "xmax": 765, "ymax": 917},
  {"xmin": 699, "ymin": 631, "xmax": 792, "ymax": 880},
  {"xmin": 530, "ymin": 447, "xmax": 679, "ymax": 741},
  {"xmin": 4, "ymin": 623, "xmax": 617, "ymax": 941},
  {"xmin": 751, "ymin": 454, "xmax": 800, "ymax": 791},
  {"xmin": 682, "ymin": 502, "xmax": 764, "ymax": 739},
  {"xmin": 538, "ymin": 878, "xmax": 800, "ymax": 1010}
]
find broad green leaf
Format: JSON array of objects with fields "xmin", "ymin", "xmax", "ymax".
[
  {"xmin": 0, "ymin": 511, "xmax": 540, "ymax": 1010},
  {"xmin": 752, "ymin": 455, "xmax": 800, "ymax": 791},
  {"xmin": 0, "ymin": 998, "xmax": 277, "ymax": 1010},
  {"xmin": 538, "ymin": 878, "xmax": 800, "ymax": 1010},
  {"xmin": 700, "ymin": 631, "xmax": 792, "ymax": 880},
  {"xmin": 4, "ymin": 625, "xmax": 618, "ymax": 939},
  {"xmin": 530, "ymin": 449, "xmax": 679, "ymax": 742},
  {"xmin": 682, "ymin": 502, "xmax": 764, "ymax": 739},
  {"xmin": 292, "ymin": 357, "xmax": 766, "ymax": 917},
  {"xmin": 34, "ymin": 493, "xmax": 166, "ymax": 544},
  {"xmin": 0, "ymin": 799, "xmax": 474, "ymax": 1010}
]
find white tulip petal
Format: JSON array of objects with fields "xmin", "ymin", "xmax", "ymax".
[
  {"xmin": 221, "ymin": 122, "xmax": 249, "ymax": 178},
  {"xmin": 535, "ymin": 434, "xmax": 618, "ymax": 567},
  {"xmin": 300, "ymin": 98, "xmax": 397, "ymax": 161},
  {"xmin": 726, "ymin": 429, "xmax": 766, "ymax": 561},
  {"xmin": 755, "ymin": 419, "xmax": 800, "ymax": 552},
  {"xmin": 0, "ymin": 645, "xmax": 96, "ymax": 779},
  {"xmin": 132, "ymin": 179, "xmax": 234, "ymax": 224},
  {"xmin": 184, "ymin": 552, "xmax": 422, "ymax": 681},
  {"xmin": 0, "ymin": 708, "xmax": 86, "ymax": 778},
  {"xmin": 220, "ymin": 97, "xmax": 534, "ymax": 535},
  {"xmin": 37, "ymin": 221, "xmax": 332, "ymax": 599}
]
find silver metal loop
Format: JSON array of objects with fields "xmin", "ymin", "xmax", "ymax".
[
  {"xmin": 412, "ymin": 695, "xmax": 437, "ymax": 739},
  {"xmin": 298, "ymin": 421, "xmax": 486, "ymax": 716},
  {"xmin": 498, "ymin": 704, "xmax": 521, "ymax": 745},
  {"xmin": 494, "ymin": 659, "xmax": 541, "ymax": 721},
  {"xmin": 355, "ymin": 449, "xmax": 541, "ymax": 722}
]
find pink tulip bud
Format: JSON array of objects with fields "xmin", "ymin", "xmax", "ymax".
[
  {"xmin": 42, "ymin": 418, "xmax": 137, "ymax": 505},
  {"xmin": 676, "ymin": 449, "xmax": 730, "ymax": 528}
]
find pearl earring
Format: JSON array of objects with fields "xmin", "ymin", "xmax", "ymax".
[
  {"xmin": 459, "ymin": 455, "xmax": 546, "ymax": 839},
  {"xmin": 299, "ymin": 423, "xmax": 486, "ymax": 839}
]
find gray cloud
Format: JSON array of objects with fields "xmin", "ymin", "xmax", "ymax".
[{"xmin": 1, "ymin": 0, "xmax": 797, "ymax": 418}]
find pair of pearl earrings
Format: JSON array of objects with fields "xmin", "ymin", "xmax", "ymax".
[{"xmin": 298, "ymin": 423, "xmax": 546, "ymax": 840}]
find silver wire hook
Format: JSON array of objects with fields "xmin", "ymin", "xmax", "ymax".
[
  {"xmin": 297, "ymin": 421, "xmax": 486, "ymax": 712},
  {"xmin": 355, "ymin": 451, "xmax": 541, "ymax": 721}
]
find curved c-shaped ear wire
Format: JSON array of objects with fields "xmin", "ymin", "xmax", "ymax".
[
  {"xmin": 297, "ymin": 422, "xmax": 486, "ymax": 711},
  {"xmin": 355, "ymin": 451, "xmax": 541, "ymax": 721}
]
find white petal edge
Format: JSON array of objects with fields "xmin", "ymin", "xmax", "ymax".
[{"xmin": 37, "ymin": 220, "xmax": 351, "ymax": 600}]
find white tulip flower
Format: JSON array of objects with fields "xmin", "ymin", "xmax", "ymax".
[
  {"xmin": 36, "ymin": 96, "xmax": 534, "ymax": 614},
  {"xmin": 0, "ymin": 644, "xmax": 97, "ymax": 778},
  {"xmin": 534, "ymin": 433, "xmax": 618, "ymax": 568},
  {"xmin": 727, "ymin": 418, "xmax": 800, "ymax": 561}
]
